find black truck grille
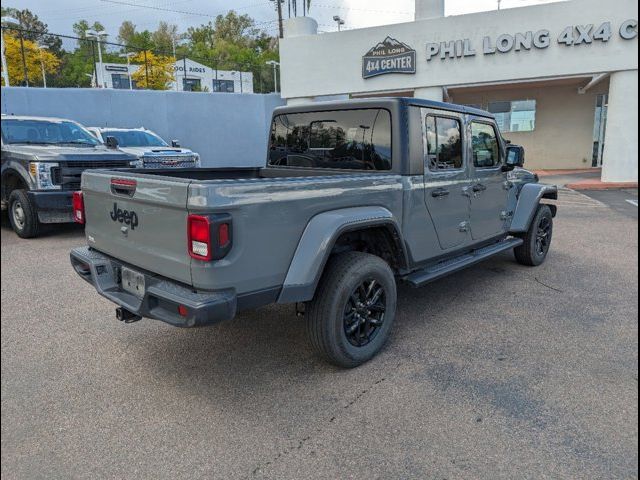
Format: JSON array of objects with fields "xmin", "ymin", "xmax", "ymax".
[{"xmin": 52, "ymin": 161, "xmax": 131, "ymax": 191}]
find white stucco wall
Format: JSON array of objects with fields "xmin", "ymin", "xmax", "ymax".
[
  {"xmin": 279, "ymin": 0, "xmax": 637, "ymax": 99},
  {"xmin": 279, "ymin": 0, "xmax": 637, "ymax": 180},
  {"xmin": 601, "ymin": 70, "xmax": 639, "ymax": 182}
]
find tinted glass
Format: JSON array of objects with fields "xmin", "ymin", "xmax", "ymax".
[
  {"xmin": 112, "ymin": 73, "xmax": 132, "ymax": 90},
  {"xmin": 1, "ymin": 119, "xmax": 100, "ymax": 146},
  {"xmin": 213, "ymin": 79, "xmax": 234, "ymax": 93},
  {"xmin": 268, "ymin": 109, "xmax": 392, "ymax": 170},
  {"xmin": 471, "ymin": 122, "xmax": 500, "ymax": 168},
  {"xmin": 182, "ymin": 78, "xmax": 201, "ymax": 92},
  {"xmin": 488, "ymin": 100, "xmax": 536, "ymax": 132},
  {"xmin": 425, "ymin": 116, "xmax": 463, "ymax": 171},
  {"xmin": 103, "ymin": 130, "xmax": 167, "ymax": 147}
]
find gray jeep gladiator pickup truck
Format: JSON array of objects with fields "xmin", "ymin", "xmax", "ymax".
[
  {"xmin": 70, "ymin": 98, "xmax": 557, "ymax": 367},
  {"xmin": 1, "ymin": 115, "xmax": 137, "ymax": 238}
]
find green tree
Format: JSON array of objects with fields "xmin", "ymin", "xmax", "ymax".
[
  {"xmin": 151, "ymin": 22, "xmax": 179, "ymax": 54},
  {"xmin": 0, "ymin": 7, "xmax": 62, "ymax": 53},
  {"xmin": 212, "ymin": 12, "xmax": 258, "ymax": 46},
  {"xmin": 72, "ymin": 20, "xmax": 105, "ymax": 39},
  {"xmin": 117, "ymin": 20, "xmax": 136, "ymax": 45}
]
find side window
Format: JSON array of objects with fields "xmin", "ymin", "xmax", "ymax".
[
  {"xmin": 471, "ymin": 122, "xmax": 501, "ymax": 168},
  {"xmin": 424, "ymin": 115, "xmax": 463, "ymax": 171}
]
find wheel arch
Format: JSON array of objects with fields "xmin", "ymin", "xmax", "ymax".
[
  {"xmin": 510, "ymin": 183, "xmax": 558, "ymax": 234},
  {"xmin": 1, "ymin": 168, "xmax": 29, "ymax": 203},
  {"xmin": 277, "ymin": 206, "xmax": 407, "ymax": 304}
]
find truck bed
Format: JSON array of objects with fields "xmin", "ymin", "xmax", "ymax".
[{"xmin": 80, "ymin": 166, "xmax": 405, "ymax": 293}]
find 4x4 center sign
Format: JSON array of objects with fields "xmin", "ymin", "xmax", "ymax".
[{"xmin": 362, "ymin": 37, "xmax": 417, "ymax": 79}]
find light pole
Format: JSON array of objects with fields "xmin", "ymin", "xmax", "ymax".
[
  {"xmin": 84, "ymin": 72, "xmax": 95, "ymax": 87},
  {"xmin": 333, "ymin": 15, "xmax": 345, "ymax": 32},
  {"xmin": 497, "ymin": 0, "xmax": 502, "ymax": 10},
  {"xmin": 118, "ymin": 52, "xmax": 135, "ymax": 90},
  {"xmin": 265, "ymin": 60, "xmax": 280, "ymax": 93},
  {"xmin": 39, "ymin": 44, "xmax": 48, "ymax": 88},
  {"xmin": 1, "ymin": 16, "xmax": 21, "ymax": 87},
  {"xmin": 87, "ymin": 30, "xmax": 107, "ymax": 88},
  {"xmin": 231, "ymin": 71, "xmax": 238, "ymax": 94},
  {"xmin": 171, "ymin": 35, "xmax": 179, "ymax": 91}
]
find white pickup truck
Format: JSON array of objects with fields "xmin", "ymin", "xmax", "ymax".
[{"xmin": 87, "ymin": 127, "xmax": 201, "ymax": 169}]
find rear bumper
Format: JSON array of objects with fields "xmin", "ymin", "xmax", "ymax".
[{"xmin": 70, "ymin": 246, "xmax": 237, "ymax": 327}]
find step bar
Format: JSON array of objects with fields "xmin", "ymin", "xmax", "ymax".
[{"xmin": 403, "ymin": 237, "xmax": 524, "ymax": 288}]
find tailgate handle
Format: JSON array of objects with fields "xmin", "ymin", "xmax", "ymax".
[{"xmin": 111, "ymin": 178, "xmax": 136, "ymax": 197}]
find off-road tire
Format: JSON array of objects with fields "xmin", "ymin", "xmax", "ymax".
[
  {"xmin": 8, "ymin": 189, "xmax": 40, "ymax": 238},
  {"xmin": 306, "ymin": 251, "xmax": 397, "ymax": 368},
  {"xmin": 514, "ymin": 204, "xmax": 553, "ymax": 266}
]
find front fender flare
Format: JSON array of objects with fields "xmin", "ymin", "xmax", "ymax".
[
  {"xmin": 277, "ymin": 206, "xmax": 402, "ymax": 304},
  {"xmin": 510, "ymin": 183, "xmax": 558, "ymax": 234},
  {"xmin": 1, "ymin": 164, "xmax": 33, "ymax": 199}
]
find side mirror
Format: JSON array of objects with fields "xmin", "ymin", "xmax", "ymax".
[
  {"xmin": 105, "ymin": 136, "xmax": 119, "ymax": 149},
  {"xmin": 171, "ymin": 140, "xmax": 180, "ymax": 148},
  {"xmin": 503, "ymin": 144, "xmax": 525, "ymax": 171}
]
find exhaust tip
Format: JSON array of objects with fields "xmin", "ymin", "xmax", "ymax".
[{"xmin": 116, "ymin": 307, "xmax": 142, "ymax": 323}]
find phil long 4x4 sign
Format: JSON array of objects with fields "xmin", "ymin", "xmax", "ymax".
[{"xmin": 362, "ymin": 37, "xmax": 417, "ymax": 79}]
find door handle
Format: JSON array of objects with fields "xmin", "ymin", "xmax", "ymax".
[
  {"xmin": 431, "ymin": 188, "xmax": 450, "ymax": 198},
  {"xmin": 472, "ymin": 183, "xmax": 487, "ymax": 193}
]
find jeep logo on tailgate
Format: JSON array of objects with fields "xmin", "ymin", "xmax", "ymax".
[{"xmin": 110, "ymin": 203, "xmax": 139, "ymax": 230}]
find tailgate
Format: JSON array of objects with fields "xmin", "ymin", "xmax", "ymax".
[{"xmin": 82, "ymin": 171, "xmax": 192, "ymax": 285}]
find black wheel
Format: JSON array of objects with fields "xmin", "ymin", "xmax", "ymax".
[
  {"xmin": 8, "ymin": 189, "xmax": 40, "ymax": 238},
  {"xmin": 514, "ymin": 204, "xmax": 553, "ymax": 266},
  {"xmin": 306, "ymin": 251, "xmax": 397, "ymax": 368}
]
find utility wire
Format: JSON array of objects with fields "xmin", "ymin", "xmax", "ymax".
[{"xmin": 97, "ymin": 0, "xmax": 272, "ymax": 18}]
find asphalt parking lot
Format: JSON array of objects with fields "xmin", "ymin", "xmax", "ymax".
[{"xmin": 1, "ymin": 188, "xmax": 638, "ymax": 479}]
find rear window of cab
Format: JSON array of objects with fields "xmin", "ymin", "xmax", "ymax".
[{"xmin": 268, "ymin": 108, "xmax": 392, "ymax": 171}]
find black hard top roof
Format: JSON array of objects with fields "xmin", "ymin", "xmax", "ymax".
[{"xmin": 273, "ymin": 97, "xmax": 494, "ymax": 119}]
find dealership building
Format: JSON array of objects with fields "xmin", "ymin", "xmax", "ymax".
[
  {"xmin": 96, "ymin": 58, "xmax": 254, "ymax": 94},
  {"xmin": 279, "ymin": 0, "xmax": 638, "ymax": 182}
]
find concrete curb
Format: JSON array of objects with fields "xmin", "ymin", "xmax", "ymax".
[
  {"xmin": 534, "ymin": 168, "xmax": 601, "ymax": 177},
  {"xmin": 566, "ymin": 181, "xmax": 638, "ymax": 190}
]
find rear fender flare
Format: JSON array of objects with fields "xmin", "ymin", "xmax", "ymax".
[
  {"xmin": 277, "ymin": 206, "xmax": 403, "ymax": 304},
  {"xmin": 510, "ymin": 183, "xmax": 558, "ymax": 234}
]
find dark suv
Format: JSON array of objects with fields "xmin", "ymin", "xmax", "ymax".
[{"xmin": 1, "ymin": 115, "xmax": 136, "ymax": 238}]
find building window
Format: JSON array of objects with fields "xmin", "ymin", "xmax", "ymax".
[
  {"xmin": 182, "ymin": 78, "xmax": 201, "ymax": 92},
  {"xmin": 268, "ymin": 108, "xmax": 392, "ymax": 170},
  {"xmin": 111, "ymin": 73, "xmax": 135, "ymax": 89},
  {"xmin": 424, "ymin": 115, "xmax": 463, "ymax": 171},
  {"xmin": 471, "ymin": 122, "xmax": 501, "ymax": 168},
  {"xmin": 213, "ymin": 79, "xmax": 235, "ymax": 93},
  {"xmin": 488, "ymin": 100, "xmax": 536, "ymax": 133}
]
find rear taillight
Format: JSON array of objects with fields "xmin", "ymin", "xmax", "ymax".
[
  {"xmin": 188, "ymin": 215, "xmax": 212, "ymax": 260},
  {"xmin": 187, "ymin": 214, "xmax": 232, "ymax": 261},
  {"xmin": 72, "ymin": 191, "xmax": 85, "ymax": 224}
]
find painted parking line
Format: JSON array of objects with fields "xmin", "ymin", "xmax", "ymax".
[
  {"xmin": 553, "ymin": 189, "xmax": 607, "ymax": 207},
  {"xmin": 626, "ymin": 199, "xmax": 638, "ymax": 207}
]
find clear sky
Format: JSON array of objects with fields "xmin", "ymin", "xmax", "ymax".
[{"xmin": 5, "ymin": 0, "xmax": 564, "ymax": 38}]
